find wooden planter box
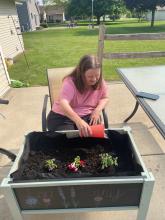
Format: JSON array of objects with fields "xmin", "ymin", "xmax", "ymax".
[{"xmin": 1, "ymin": 127, "xmax": 154, "ymax": 220}]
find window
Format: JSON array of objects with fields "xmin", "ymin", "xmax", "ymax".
[{"xmin": 49, "ymin": 15, "xmax": 54, "ymax": 22}]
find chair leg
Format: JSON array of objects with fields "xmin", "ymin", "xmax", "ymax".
[
  {"xmin": 102, "ymin": 109, "xmax": 109, "ymax": 128},
  {"xmin": 124, "ymin": 101, "xmax": 139, "ymax": 123},
  {"xmin": 42, "ymin": 94, "xmax": 49, "ymax": 131}
]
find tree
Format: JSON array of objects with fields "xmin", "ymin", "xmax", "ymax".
[
  {"xmin": 66, "ymin": 0, "xmax": 125, "ymax": 24},
  {"xmin": 92, "ymin": 0, "xmax": 113, "ymax": 24},
  {"xmin": 145, "ymin": 0, "xmax": 165, "ymax": 27},
  {"xmin": 124, "ymin": 0, "xmax": 165, "ymax": 27},
  {"xmin": 109, "ymin": 0, "xmax": 126, "ymax": 21},
  {"xmin": 124, "ymin": 0, "xmax": 148, "ymax": 22},
  {"xmin": 66, "ymin": 0, "xmax": 90, "ymax": 20}
]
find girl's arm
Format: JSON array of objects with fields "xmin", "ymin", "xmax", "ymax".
[
  {"xmin": 89, "ymin": 97, "xmax": 109, "ymax": 125},
  {"xmin": 60, "ymin": 99, "xmax": 92, "ymax": 137}
]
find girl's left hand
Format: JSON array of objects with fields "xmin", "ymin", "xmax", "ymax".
[{"xmin": 89, "ymin": 110, "xmax": 101, "ymax": 125}]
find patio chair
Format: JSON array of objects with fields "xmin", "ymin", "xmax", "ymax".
[
  {"xmin": 98, "ymin": 25, "xmax": 165, "ymax": 122},
  {"xmin": 42, "ymin": 67, "xmax": 109, "ymax": 131}
]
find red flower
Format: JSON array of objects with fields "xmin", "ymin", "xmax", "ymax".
[
  {"xmin": 67, "ymin": 157, "xmax": 86, "ymax": 173},
  {"xmin": 67, "ymin": 163, "xmax": 78, "ymax": 172},
  {"xmin": 80, "ymin": 160, "xmax": 85, "ymax": 167}
]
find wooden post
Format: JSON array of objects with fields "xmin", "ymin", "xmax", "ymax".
[{"xmin": 97, "ymin": 25, "xmax": 105, "ymax": 70}]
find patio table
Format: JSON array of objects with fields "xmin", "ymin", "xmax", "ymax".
[{"xmin": 117, "ymin": 65, "xmax": 165, "ymax": 139}]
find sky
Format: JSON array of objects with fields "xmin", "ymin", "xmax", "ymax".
[{"xmin": 37, "ymin": 0, "xmax": 43, "ymax": 5}]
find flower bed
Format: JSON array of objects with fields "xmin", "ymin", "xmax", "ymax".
[{"xmin": 11, "ymin": 130, "xmax": 142, "ymax": 181}]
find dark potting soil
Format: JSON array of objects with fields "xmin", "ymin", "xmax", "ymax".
[{"xmin": 11, "ymin": 131, "xmax": 143, "ymax": 181}]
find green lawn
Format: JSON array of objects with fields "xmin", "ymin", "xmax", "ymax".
[{"xmin": 9, "ymin": 19, "xmax": 165, "ymax": 86}]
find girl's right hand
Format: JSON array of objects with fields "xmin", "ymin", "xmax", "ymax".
[{"xmin": 75, "ymin": 119, "xmax": 92, "ymax": 137}]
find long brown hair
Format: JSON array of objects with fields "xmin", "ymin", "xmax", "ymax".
[{"xmin": 65, "ymin": 55, "xmax": 102, "ymax": 93}]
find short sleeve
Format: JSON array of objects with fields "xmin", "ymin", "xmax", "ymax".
[
  {"xmin": 59, "ymin": 77, "xmax": 75, "ymax": 102},
  {"xmin": 101, "ymin": 80, "xmax": 108, "ymax": 98}
]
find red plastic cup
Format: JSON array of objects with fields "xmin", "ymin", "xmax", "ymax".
[{"xmin": 90, "ymin": 124, "xmax": 105, "ymax": 138}]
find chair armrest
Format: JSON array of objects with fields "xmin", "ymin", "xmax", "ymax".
[
  {"xmin": 0, "ymin": 148, "xmax": 16, "ymax": 162},
  {"xmin": 102, "ymin": 109, "xmax": 109, "ymax": 129},
  {"xmin": 42, "ymin": 94, "xmax": 49, "ymax": 131}
]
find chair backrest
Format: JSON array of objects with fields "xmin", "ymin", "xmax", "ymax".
[
  {"xmin": 98, "ymin": 25, "xmax": 165, "ymax": 68},
  {"xmin": 47, "ymin": 67, "xmax": 75, "ymax": 107}
]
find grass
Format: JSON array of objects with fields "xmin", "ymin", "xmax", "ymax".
[{"xmin": 8, "ymin": 19, "xmax": 165, "ymax": 86}]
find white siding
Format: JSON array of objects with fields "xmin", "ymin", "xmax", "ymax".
[
  {"xmin": 0, "ymin": 47, "xmax": 10, "ymax": 97},
  {"xmin": 27, "ymin": 0, "xmax": 40, "ymax": 31},
  {"xmin": 0, "ymin": 0, "xmax": 24, "ymax": 59}
]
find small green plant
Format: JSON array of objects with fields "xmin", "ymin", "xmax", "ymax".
[
  {"xmin": 11, "ymin": 79, "xmax": 29, "ymax": 88},
  {"xmin": 74, "ymin": 156, "xmax": 82, "ymax": 168},
  {"xmin": 44, "ymin": 158, "xmax": 58, "ymax": 171},
  {"xmin": 99, "ymin": 153, "xmax": 118, "ymax": 170}
]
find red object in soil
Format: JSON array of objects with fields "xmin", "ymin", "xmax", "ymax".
[
  {"xmin": 90, "ymin": 124, "xmax": 105, "ymax": 138},
  {"xmin": 80, "ymin": 160, "xmax": 85, "ymax": 167},
  {"xmin": 67, "ymin": 163, "xmax": 78, "ymax": 172},
  {"xmin": 67, "ymin": 159, "xmax": 86, "ymax": 172}
]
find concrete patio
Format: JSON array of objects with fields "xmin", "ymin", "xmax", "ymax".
[{"xmin": 0, "ymin": 82, "xmax": 165, "ymax": 220}]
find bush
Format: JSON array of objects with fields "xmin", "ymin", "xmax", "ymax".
[
  {"xmin": 40, "ymin": 23, "xmax": 48, "ymax": 28},
  {"xmin": 36, "ymin": 26, "xmax": 43, "ymax": 30},
  {"xmin": 126, "ymin": 10, "xmax": 132, "ymax": 18},
  {"xmin": 109, "ymin": 14, "xmax": 121, "ymax": 21},
  {"xmin": 10, "ymin": 79, "xmax": 29, "ymax": 88},
  {"xmin": 55, "ymin": 19, "xmax": 61, "ymax": 23}
]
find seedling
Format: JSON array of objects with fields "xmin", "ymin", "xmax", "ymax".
[
  {"xmin": 44, "ymin": 158, "xmax": 58, "ymax": 171},
  {"xmin": 68, "ymin": 156, "xmax": 85, "ymax": 172},
  {"xmin": 100, "ymin": 153, "xmax": 118, "ymax": 170}
]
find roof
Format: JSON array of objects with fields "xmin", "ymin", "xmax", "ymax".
[{"xmin": 44, "ymin": 5, "xmax": 64, "ymax": 14}]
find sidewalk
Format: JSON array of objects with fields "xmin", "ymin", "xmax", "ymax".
[{"xmin": 0, "ymin": 83, "xmax": 165, "ymax": 220}]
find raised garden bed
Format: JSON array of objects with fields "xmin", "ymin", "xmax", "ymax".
[
  {"xmin": 1, "ymin": 127, "xmax": 154, "ymax": 220},
  {"xmin": 11, "ymin": 130, "xmax": 142, "ymax": 181}
]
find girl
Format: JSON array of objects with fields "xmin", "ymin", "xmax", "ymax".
[{"xmin": 47, "ymin": 55, "xmax": 109, "ymax": 137}]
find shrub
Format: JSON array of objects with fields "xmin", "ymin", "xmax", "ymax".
[
  {"xmin": 55, "ymin": 19, "xmax": 61, "ymax": 23},
  {"xmin": 36, "ymin": 26, "xmax": 43, "ymax": 30},
  {"xmin": 11, "ymin": 79, "xmax": 29, "ymax": 88},
  {"xmin": 40, "ymin": 23, "xmax": 48, "ymax": 28}
]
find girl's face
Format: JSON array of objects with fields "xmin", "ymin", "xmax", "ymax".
[{"xmin": 84, "ymin": 68, "xmax": 101, "ymax": 87}]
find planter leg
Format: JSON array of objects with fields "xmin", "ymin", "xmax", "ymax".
[
  {"xmin": 136, "ymin": 172, "xmax": 154, "ymax": 220},
  {"xmin": 1, "ymin": 178, "xmax": 23, "ymax": 220}
]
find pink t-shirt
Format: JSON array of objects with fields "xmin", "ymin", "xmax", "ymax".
[{"xmin": 52, "ymin": 77, "xmax": 108, "ymax": 116}]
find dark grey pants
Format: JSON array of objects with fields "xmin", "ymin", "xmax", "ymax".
[{"xmin": 47, "ymin": 111, "xmax": 91, "ymax": 131}]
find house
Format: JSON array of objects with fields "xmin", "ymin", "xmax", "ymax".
[
  {"xmin": 16, "ymin": 0, "xmax": 40, "ymax": 32},
  {"xmin": 44, "ymin": 5, "xmax": 65, "ymax": 23},
  {"xmin": 146, "ymin": 6, "xmax": 165, "ymax": 21},
  {"xmin": 0, "ymin": 0, "xmax": 24, "ymax": 96},
  {"xmin": 0, "ymin": 47, "xmax": 10, "ymax": 97},
  {"xmin": 0, "ymin": 0, "xmax": 24, "ymax": 59}
]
